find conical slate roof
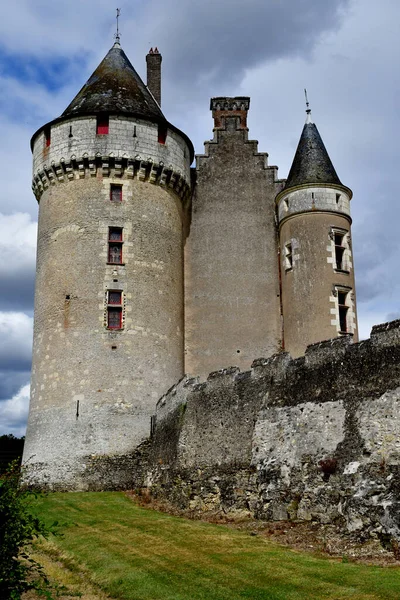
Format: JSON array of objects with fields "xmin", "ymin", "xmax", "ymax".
[
  {"xmin": 284, "ymin": 120, "xmax": 342, "ymax": 191},
  {"xmin": 62, "ymin": 42, "xmax": 165, "ymax": 122}
]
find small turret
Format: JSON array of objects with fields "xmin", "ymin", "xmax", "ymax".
[{"xmin": 276, "ymin": 100, "xmax": 358, "ymax": 357}]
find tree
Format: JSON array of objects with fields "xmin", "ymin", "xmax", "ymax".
[
  {"xmin": 0, "ymin": 435, "xmax": 25, "ymax": 475},
  {"xmin": 0, "ymin": 462, "xmax": 55, "ymax": 599}
]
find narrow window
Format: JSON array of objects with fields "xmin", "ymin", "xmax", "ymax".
[
  {"xmin": 110, "ymin": 184, "xmax": 122, "ymax": 202},
  {"xmin": 44, "ymin": 126, "xmax": 51, "ymax": 147},
  {"xmin": 108, "ymin": 227, "xmax": 123, "ymax": 264},
  {"xmin": 283, "ymin": 197, "xmax": 289, "ymax": 211},
  {"xmin": 284, "ymin": 242, "xmax": 293, "ymax": 270},
  {"xmin": 336, "ymin": 193, "xmax": 341, "ymax": 204},
  {"xmin": 338, "ymin": 291, "xmax": 348, "ymax": 333},
  {"xmin": 97, "ymin": 115, "xmax": 109, "ymax": 135},
  {"xmin": 334, "ymin": 232, "xmax": 345, "ymax": 270},
  {"xmin": 107, "ymin": 290, "xmax": 122, "ymax": 329},
  {"xmin": 158, "ymin": 123, "xmax": 167, "ymax": 144},
  {"xmin": 108, "ymin": 307, "xmax": 122, "ymax": 329}
]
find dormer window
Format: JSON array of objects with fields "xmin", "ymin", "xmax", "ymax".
[{"xmin": 97, "ymin": 115, "xmax": 109, "ymax": 135}]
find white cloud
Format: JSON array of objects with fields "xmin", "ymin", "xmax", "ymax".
[
  {"xmin": 0, "ymin": 213, "xmax": 36, "ymax": 268},
  {"xmin": 0, "ymin": 312, "xmax": 33, "ymax": 370},
  {"xmin": 0, "ymin": 383, "xmax": 30, "ymax": 437}
]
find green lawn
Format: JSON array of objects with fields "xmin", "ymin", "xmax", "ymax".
[{"xmin": 31, "ymin": 492, "xmax": 400, "ymax": 600}]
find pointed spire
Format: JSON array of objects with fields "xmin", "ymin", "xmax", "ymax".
[
  {"xmin": 284, "ymin": 100, "xmax": 342, "ymax": 191},
  {"xmin": 61, "ymin": 42, "xmax": 165, "ymax": 123}
]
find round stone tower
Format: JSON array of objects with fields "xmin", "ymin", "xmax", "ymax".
[
  {"xmin": 276, "ymin": 107, "xmax": 358, "ymax": 357},
  {"xmin": 23, "ymin": 39, "xmax": 193, "ymax": 489}
]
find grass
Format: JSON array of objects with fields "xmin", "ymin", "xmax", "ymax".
[{"xmin": 29, "ymin": 492, "xmax": 400, "ymax": 600}]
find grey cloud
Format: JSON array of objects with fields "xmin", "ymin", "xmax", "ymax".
[
  {"xmin": 140, "ymin": 0, "xmax": 351, "ymax": 89},
  {"xmin": 0, "ymin": 371, "xmax": 30, "ymax": 401},
  {"xmin": 0, "ymin": 312, "xmax": 33, "ymax": 372},
  {"xmin": 0, "ymin": 213, "xmax": 37, "ymax": 310},
  {"xmin": 0, "ymin": 269, "xmax": 35, "ymax": 312}
]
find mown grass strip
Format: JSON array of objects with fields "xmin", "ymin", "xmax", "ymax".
[{"xmin": 31, "ymin": 492, "xmax": 400, "ymax": 600}]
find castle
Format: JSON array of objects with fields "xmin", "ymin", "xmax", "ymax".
[{"xmin": 23, "ymin": 39, "xmax": 359, "ymax": 489}]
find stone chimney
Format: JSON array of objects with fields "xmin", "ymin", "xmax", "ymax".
[
  {"xmin": 146, "ymin": 47, "xmax": 162, "ymax": 107},
  {"xmin": 210, "ymin": 97, "xmax": 250, "ymax": 130}
]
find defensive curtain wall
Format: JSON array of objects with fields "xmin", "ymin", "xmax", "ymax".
[{"xmin": 30, "ymin": 319, "xmax": 400, "ymax": 543}]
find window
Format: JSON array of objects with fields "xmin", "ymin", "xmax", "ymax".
[
  {"xmin": 334, "ymin": 232, "xmax": 345, "ymax": 270},
  {"xmin": 338, "ymin": 290, "xmax": 348, "ymax": 333},
  {"xmin": 283, "ymin": 197, "xmax": 289, "ymax": 211},
  {"xmin": 110, "ymin": 184, "xmax": 122, "ymax": 202},
  {"xmin": 158, "ymin": 123, "xmax": 167, "ymax": 144},
  {"xmin": 108, "ymin": 227, "xmax": 123, "ymax": 264},
  {"xmin": 107, "ymin": 290, "xmax": 122, "ymax": 329},
  {"xmin": 336, "ymin": 193, "xmax": 341, "ymax": 204},
  {"xmin": 97, "ymin": 115, "xmax": 109, "ymax": 135},
  {"xmin": 284, "ymin": 242, "xmax": 293, "ymax": 270},
  {"xmin": 44, "ymin": 126, "xmax": 51, "ymax": 147}
]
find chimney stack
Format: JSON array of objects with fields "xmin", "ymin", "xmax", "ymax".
[
  {"xmin": 146, "ymin": 47, "xmax": 162, "ymax": 107},
  {"xmin": 210, "ymin": 97, "xmax": 250, "ymax": 131}
]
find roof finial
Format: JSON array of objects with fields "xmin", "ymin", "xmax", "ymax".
[
  {"xmin": 114, "ymin": 8, "xmax": 121, "ymax": 47},
  {"xmin": 304, "ymin": 88, "xmax": 313, "ymax": 124}
]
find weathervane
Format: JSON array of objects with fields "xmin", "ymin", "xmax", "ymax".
[
  {"xmin": 304, "ymin": 88, "xmax": 312, "ymax": 123},
  {"xmin": 115, "ymin": 8, "xmax": 121, "ymax": 44}
]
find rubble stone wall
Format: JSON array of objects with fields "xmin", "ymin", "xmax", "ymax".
[{"xmin": 140, "ymin": 321, "xmax": 400, "ymax": 541}]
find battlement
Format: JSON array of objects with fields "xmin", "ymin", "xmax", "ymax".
[
  {"xmin": 144, "ymin": 319, "xmax": 400, "ymax": 540},
  {"xmin": 32, "ymin": 115, "xmax": 192, "ymax": 199},
  {"xmin": 32, "ymin": 154, "xmax": 191, "ymax": 204},
  {"xmin": 156, "ymin": 320, "xmax": 400, "ymax": 427}
]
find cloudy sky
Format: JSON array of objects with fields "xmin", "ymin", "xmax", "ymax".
[{"xmin": 0, "ymin": 0, "xmax": 399, "ymax": 436}]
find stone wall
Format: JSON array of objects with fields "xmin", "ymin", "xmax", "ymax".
[
  {"xmin": 140, "ymin": 321, "xmax": 400, "ymax": 542},
  {"xmin": 184, "ymin": 97, "xmax": 284, "ymax": 378}
]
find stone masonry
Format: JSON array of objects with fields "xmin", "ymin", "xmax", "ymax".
[{"xmin": 74, "ymin": 320, "xmax": 400, "ymax": 545}]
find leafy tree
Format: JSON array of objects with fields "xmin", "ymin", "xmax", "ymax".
[
  {"xmin": 0, "ymin": 462, "xmax": 56, "ymax": 599},
  {"xmin": 0, "ymin": 435, "xmax": 25, "ymax": 474}
]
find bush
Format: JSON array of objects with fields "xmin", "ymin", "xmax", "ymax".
[{"xmin": 0, "ymin": 462, "xmax": 56, "ymax": 599}]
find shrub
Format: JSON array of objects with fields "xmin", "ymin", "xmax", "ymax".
[{"xmin": 0, "ymin": 462, "xmax": 56, "ymax": 599}]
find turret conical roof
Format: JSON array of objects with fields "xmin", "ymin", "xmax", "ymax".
[
  {"xmin": 284, "ymin": 119, "xmax": 342, "ymax": 191},
  {"xmin": 62, "ymin": 42, "xmax": 165, "ymax": 122}
]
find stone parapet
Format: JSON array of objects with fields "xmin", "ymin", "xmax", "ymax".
[
  {"xmin": 276, "ymin": 184, "xmax": 352, "ymax": 225},
  {"xmin": 32, "ymin": 115, "xmax": 191, "ymax": 195}
]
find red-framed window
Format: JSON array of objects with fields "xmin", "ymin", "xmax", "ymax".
[
  {"xmin": 97, "ymin": 115, "xmax": 109, "ymax": 135},
  {"xmin": 44, "ymin": 126, "xmax": 51, "ymax": 147},
  {"xmin": 107, "ymin": 290, "xmax": 122, "ymax": 329},
  {"xmin": 107, "ymin": 307, "xmax": 122, "ymax": 329},
  {"xmin": 108, "ymin": 227, "xmax": 123, "ymax": 264},
  {"xmin": 110, "ymin": 184, "xmax": 122, "ymax": 202},
  {"xmin": 158, "ymin": 123, "xmax": 167, "ymax": 144}
]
